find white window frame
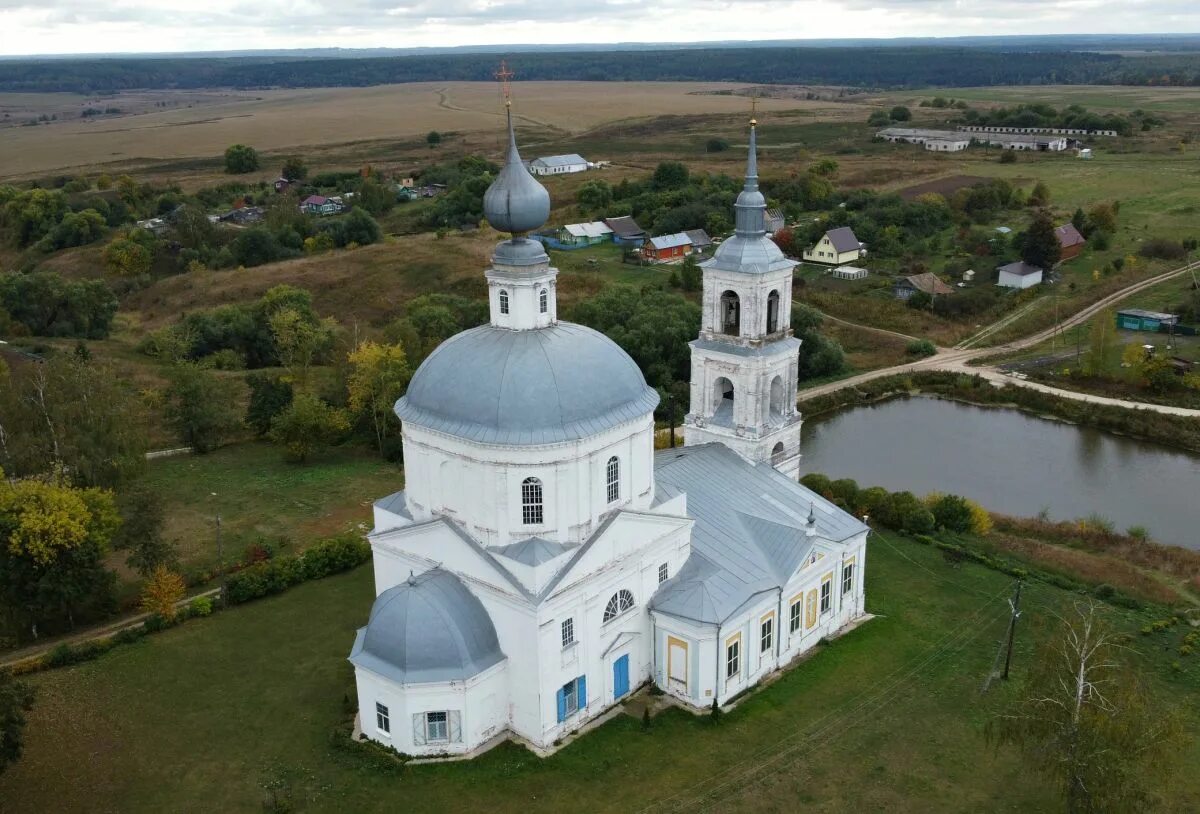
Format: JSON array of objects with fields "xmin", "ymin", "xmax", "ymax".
[
  {"xmin": 563, "ymin": 677, "xmax": 580, "ymax": 717},
  {"xmin": 499, "ymin": 289, "xmax": 510, "ymax": 314},
  {"xmin": 376, "ymin": 702, "xmax": 390, "ymax": 735},
  {"xmin": 789, "ymin": 600, "xmax": 802, "ymax": 633},
  {"xmin": 521, "ymin": 477, "xmax": 543, "ymax": 525},
  {"xmin": 726, "ymin": 637, "xmax": 740, "ymax": 680},
  {"xmin": 425, "ymin": 710, "xmax": 449, "ymax": 743},
  {"xmin": 657, "ymin": 563, "xmax": 669, "ymax": 584},
  {"xmin": 760, "ymin": 616, "xmax": 774, "ymax": 654},
  {"xmin": 539, "ymin": 288, "xmax": 548, "ymax": 313},
  {"xmin": 820, "ymin": 579, "xmax": 832, "ymax": 615},
  {"xmin": 606, "ymin": 456, "xmax": 620, "ymax": 504},
  {"xmin": 842, "ymin": 563, "xmax": 854, "ymax": 596},
  {"xmin": 561, "ymin": 617, "xmax": 575, "ymax": 648},
  {"xmin": 602, "ymin": 589, "xmax": 635, "ymax": 624}
]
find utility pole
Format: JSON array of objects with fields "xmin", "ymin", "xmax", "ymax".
[
  {"xmin": 212, "ymin": 491, "xmax": 226, "ymax": 607},
  {"xmin": 1002, "ymin": 579, "xmax": 1023, "ymax": 680}
]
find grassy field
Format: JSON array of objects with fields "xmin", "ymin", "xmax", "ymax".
[
  {"xmin": 0, "ymin": 82, "xmax": 861, "ymax": 179},
  {"xmin": 135, "ymin": 442, "xmax": 400, "ymax": 581},
  {"xmin": 879, "ymin": 85, "xmax": 1200, "ymax": 116},
  {"xmin": 1, "ymin": 529, "xmax": 1195, "ymax": 813}
]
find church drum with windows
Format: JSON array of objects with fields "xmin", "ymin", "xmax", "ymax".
[{"xmin": 347, "ymin": 102, "xmax": 868, "ymax": 758}]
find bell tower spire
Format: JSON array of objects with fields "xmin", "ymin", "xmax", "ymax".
[{"xmin": 683, "ymin": 105, "xmax": 803, "ymax": 479}]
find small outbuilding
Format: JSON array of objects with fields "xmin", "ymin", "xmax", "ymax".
[
  {"xmin": 997, "ymin": 261, "xmax": 1044, "ymax": 289},
  {"xmin": 894, "ymin": 272, "xmax": 954, "ymax": 301},
  {"xmin": 605, "ymin": 216, "xmax": 648, "ymax": 246},
  {"xmin": 557, "ymin": 221, "xmax": 614, "ymax": 247},
  {"xmin": 803, "ymin": 227, "xmax": 867, "ymax": 265},
  {"xmin": 764, "ymin": 209, "xmax": 786, "ymax": 234},
  {"xmin": 684, "ymin": 229, "xmax": 712, "ymax": 253},
  {"xmin": 644, "ymin": 232, "xmax": 693, "ymax": 263},
  {"xmin": 1116, "ymin": 309, "xmax": 1180, "ymax": 332},
  {"xmin": 832, "ymin": 265, "xmax": 869, "ymax": 281},
  {"xmin": 1055, "ymin": 224, "xmax": 1086, "ymax": 262}
]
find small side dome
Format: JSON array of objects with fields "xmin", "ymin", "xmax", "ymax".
[
  {"xmin": 483, "ymin": 109, "xmax": 550, "ymax": 235},
  {"xmin": 348, "ymin": 568, "xmax": 505, "ymax": 683}
]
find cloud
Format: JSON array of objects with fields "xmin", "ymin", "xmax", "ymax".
[{"xmin": 1, "ymin": 0, "xmax": 1199, "ymax": 56}]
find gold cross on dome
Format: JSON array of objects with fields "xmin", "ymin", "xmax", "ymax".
[{"xmin": 495, "ymin": 60, "xmax": 515, "ymax": 107}]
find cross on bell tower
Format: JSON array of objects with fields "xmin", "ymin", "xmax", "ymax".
[{"xmin": 683, "ymin": 103, "xmax": 804, "ymax": 479}]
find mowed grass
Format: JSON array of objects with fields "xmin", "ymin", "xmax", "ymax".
[
  {"xmin": 3, "ymin": 531, "xmax": 1196, "ymax": 813},
  {"xmin": 139, "ymin": 442, "xmax": 401, "ymax": 577}
]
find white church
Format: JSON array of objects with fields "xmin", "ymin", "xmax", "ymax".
[{"xmin": 347, "ymin": 103, "xmax": 869, "ymax": 757}]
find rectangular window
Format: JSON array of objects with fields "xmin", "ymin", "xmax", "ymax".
[
  {"xmin": 789, "ymin": 600, "xmax": 803, "ymax": 633},
  {"xmin": 820, "ymin": 580, "xmax": 832, "ymax": 614},
  {"xmin": 375, "ymin": 702, "xmax": 390, "ymax": 734},
  {"xmin": 561, "ymin": 617, "xmax": 575, "ymax": 648},
  {"xmin": 426, "ymin": 711, "xmax": 448, "ymax": 742},
  {"xmin": 560, "ymin": 676, "xmax": 585, "ymax": 719},
  {"xmin": 658, "ymin": 563, "xmax": 669, "ymax": 584},
  {"xmin": 842, "ymin": 563, "xmax": 855, "ymax": 596},
  {"xmin": 726, "ymin": 638, "xmax": 740, "ymax": 679},
  {"xmin": 760, "ymin": 616, "xmax": 774, "ymax": 654}
]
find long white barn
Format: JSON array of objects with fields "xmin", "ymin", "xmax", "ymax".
[{"xmin": 348, "ymin": 105, "xmax": 868, "ymax": 759}]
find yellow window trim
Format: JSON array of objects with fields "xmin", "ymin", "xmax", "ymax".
[
  {"xmin": 666, "ymin": 635, "xmax": 688, "ymax": 684},
  {"xmin": 821, "ymin": 572, "xmax": 834, "ymax": 585},
  {"xmin": 760, "ymin": 610, "xmax": 775, "ymax": 625},
  {"xmin": 725, "ymin": 631, "xmax": 742, "ymax": 649}
]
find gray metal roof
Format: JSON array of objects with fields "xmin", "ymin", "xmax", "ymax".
[
  {"xmin": 648, "ymin": 443, "xmax": 868, "ymax": 625},
  {"xmin": 396, "ymin": 322, "xmax": 659, "ymax": 446},
  {"xmin": 533, "ymin": 154, "xmax": 587, "ymax": 168},
  {"xmin": 649, "ymin": 232, "xmax": 692, "ymax": 251},
  {"xmin": 605, "ymin": 216, "xmax": 646, "ymax": 239},
  {"xmin": 684, "ymin": 229, "xmax": 712, "ymax": 247},
  {"xmin": 494, "ymin": 537, "xmax": 577, "ymax": 566},
  {"xmin": 348, "ymin": 568, "xmax": 506, "ymax": 684},
  {"xmin": 374, "ymin": 490, "xmax": 413, "ymax": 521},
  {"xmin": 825, "ymin": 227, "xmax": 862, "ymax": 254},
  {"xmin": 483, "ymin": 108, "xmax": 551, "ymax": 235},
  {"xmin": 998, "ymin": 261, "xmax": 1043, "ymax": 277}
]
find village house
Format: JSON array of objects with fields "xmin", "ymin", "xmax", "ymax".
[
  {"xmin": 803, "ymin": 226, "xmax": 866, "ymax": 265},
  {"xmin": 1055, "ymin": 223, "xmax": 1086, "ymax": 261},
  {"xmin": 300, "ymin": 195, "xmax": 343, "ymax": 216},
  {"xmin": 529, "ymin": 154, "xmax": 589, "ymax": 176},
  {"xmin": 997, "ymin": 261, "xmax": 1044, "ymax": 289},
  {"xmin": 273, "ymin": 177, "xmax": 295, "ymax": 194},
  {"xmin": 643, "ymin": 232, "xmax": 692, "ymax": 263},
  {"xmin": 555, "ymin": 221, "xmax": 614, "ymax": 248},
  {"xmin": 605, "ymin": 216, "xmax": 648, "ymax": 246},
  {"xmin": 218, "ymin": 206, "xmax": 265, "ymax": 226},
  {"xmin": 684, "ymin": 228, "xmax": 713, "ymax": 254},
  {"xmin": 893, "ymin": 272, "xmax": 954, "ymax": 301}
]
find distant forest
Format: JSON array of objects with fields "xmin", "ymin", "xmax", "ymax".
[{"xmin": 2, "ymin": 46, "xmax": 1200, "ymax": 94}]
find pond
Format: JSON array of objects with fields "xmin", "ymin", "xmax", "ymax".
[{"xmin": 799, "ymin": 396, "xmax": 1200, "ymax": 551}]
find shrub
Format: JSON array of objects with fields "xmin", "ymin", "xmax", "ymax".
[
  {"xmin": 928, "ymin": 494, "xmax": 974, "ymax": 533},
  {"xmin": 1138, "ymin": 238, "xmax": 1187, "ymax": 261},
  {"xmin": 999, "ymin": 151, "xmax": 1017, "ymax": 164},
  {"xmin": 705, "ymin": 138, "xmax": 730, "ymax": 153},
  {"xmin": 906, "ymin": 339, "xmax": 937, "ymax": 357},
  {"xmin": 300, "ymin": 534, "xmax": 371, "ymax": 580},
  {"xmin": 800, "ymin": 473, "xmax": 833, "ymax": 497},
  {"xmin": 189, "ymin": 596, "xmax": 213, "ymax": 617}
]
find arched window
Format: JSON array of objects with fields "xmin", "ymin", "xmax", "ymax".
[
  {"xmin": 769, "ymin": 375, "xmax": 785, "ymax": 421},
  {"xmin": 767, "ymin": 290, "xmax": 781, "ymax": 334},
  {"xmin": 521, "ymin": 477, "xmax": 543, "ymax": 525},
  {"xmin": 603, "ymin": 589, "xmax": 635, "ymax": 623},
  {"xmin": 499, "ymin": 289, "xmax": 510, "ymax": 315},
  {"xmin": 539, "ymin": 288, "xmax": 548, "ymax": 314},
  {"xmin": 771, "ymin": 442, "xmax": 786, "ymax": 466},
  {"xmin": 606, "ymin": 456, "xmax": 620, "ymax": 503},
  {"xmin": 720, "ymin": 290, "xmax": 740, "ymax": 336},
  {"xmin": 712, "ymin": 377, "xmax": 734, "ymax": 424}
]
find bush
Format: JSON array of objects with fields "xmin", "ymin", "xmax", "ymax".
[
  {"xmin": 301, "ymin": 534, "xmax": 371, "ymax": 580},
  {"xmin": 225, "ymin": 534, "xmax": 369, "ymax": 605},
  {"xmin": 190, "ymin": 596, "xmax": 213, "ymax": 617},
  {"xmin": 800, "ymin": 473, "xmax": 833, "ymax": 497},
  {"xmin": 224, "ymin": 144, "xmax": 260, "ymax": 174},
  {"xmin": 999, "ymin": 151, "xmax": 1017, "ymax": 164},
  {"xmin": 928, "ymin": 494, "xmax": 974, "ymax": 533},
  {"xmin": 705, "ymin": 138, "xmax": 730, "ymax": 153},
  {"xmin": 1138, "ymin": 238, "xmax": 1187, "ymax": 261},
  {"xmin": 906, "ymin": 339, "xmax": 937, "ymax": 357}
]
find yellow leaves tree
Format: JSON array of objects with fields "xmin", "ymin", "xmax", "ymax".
[
  {"xmin": 347, "ymin": 341, "xmax": 411, "ymax": 457},
  {"xmin": 269, "ymin": 307, "xmax": 335, "ymax": 393},
  {"xmin": 0, "ymin": 473, "xmax": 117, "ymax": 566},
  {"xmin": 965, "ymin": 499, "xmax": 993, "ymax": 535},
  {"xmin": 140, "ymin": 565, "xmax": 185, "ymax": 621}
]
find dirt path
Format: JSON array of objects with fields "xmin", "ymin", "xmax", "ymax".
[{"xmin": 798, "ymin": 260, "xmax": 1200, "ymax": 416}]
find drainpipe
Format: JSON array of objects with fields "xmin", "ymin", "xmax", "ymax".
[
  {"xmin": 650, "ymin": 615, "xmax": 658, "ymax": 688},
  {"xmin": 713, "ymin": 621, "xmax": 721, "ymax": 707},
  {"xmin": 775, "ymin": 587, "xmax": 783, "ymax": 663}
]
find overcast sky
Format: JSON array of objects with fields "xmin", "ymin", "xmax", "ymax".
[{"xmin": 1, "ymin": 1, "xmax": 1198, "ymax": 57}]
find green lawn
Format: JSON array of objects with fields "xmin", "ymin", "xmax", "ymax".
[
  {"xmin": 139, "ymin": 442, "xmax": 401, "ymax": 579},
  {"xmin": 4, "ymin": 532, "xmax": 1196, "ymax": 813}
]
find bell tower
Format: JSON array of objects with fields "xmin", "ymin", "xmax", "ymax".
[{"xmin": 683, "ymin": 112, "xmax": 802, "ymax": 478}]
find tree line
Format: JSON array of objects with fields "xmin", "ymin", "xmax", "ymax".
[{"xmin": 5, "ymin": 47, "xmax": 1200, "ymax": 94}]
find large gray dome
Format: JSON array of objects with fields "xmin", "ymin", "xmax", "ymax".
[
  {"xmin": 348, "ymin": 568, "xmax": 505, "ymax": 684},
  {"xmin": 483, "ymin": 109, "xmax": 550, "ymax": 235},
  {"xmin": 396, "ymin": 322, "xmax": 660, "ymax": 446}
]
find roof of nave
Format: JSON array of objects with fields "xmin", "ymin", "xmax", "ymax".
[{"xmin": 648, "ymin": 443, "xmax": 868, "ymax": 626}]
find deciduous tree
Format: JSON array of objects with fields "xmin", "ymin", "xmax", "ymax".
[
  {"xmin": 347, "ymin": 342, "xmax": 411, "ymax": 457},
  {"xmin": 989, "ymin": 603, "xmax": 1183, "ymax": 813},
  {"xmin": 223, "ymin": 144, "xmax": 260, "ymax": 174},
  {"xmin": 140, "ymin": 565, "xmax": 185, "ymax": 621},
  {"xmin": 0, "ymin": 670, "xmax": 35, "ymax": 775},
  {"xmin": 163, "ymin": 363, "xmax": 242, "ymax": 453},
  {"xmin": 268, "ymin": 394, "xmax": 349, "ymax": 463}
]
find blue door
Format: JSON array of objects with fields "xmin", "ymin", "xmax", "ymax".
[{"xmin": 613, "ymin": 654, "xmax": 630, "ymax": 699}]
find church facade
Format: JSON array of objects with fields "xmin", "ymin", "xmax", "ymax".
[{"xmin": 348, "ymin": 105, "xmax": 868, "ymax": 758}]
